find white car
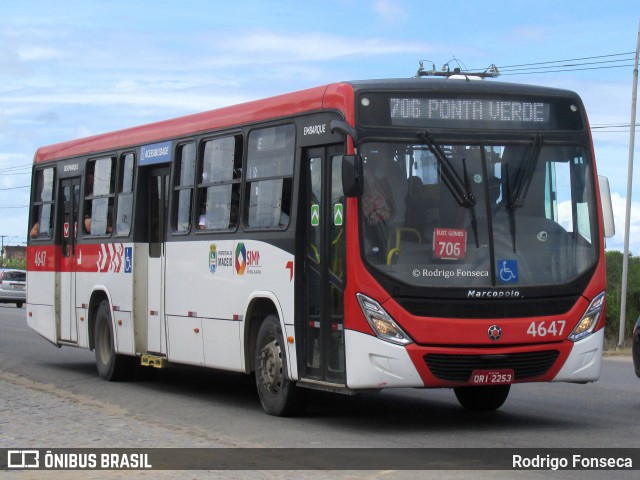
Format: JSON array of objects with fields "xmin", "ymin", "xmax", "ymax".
[{"xmin": 0, "ymin": 269, "xmax": 26, "ymax": 308}]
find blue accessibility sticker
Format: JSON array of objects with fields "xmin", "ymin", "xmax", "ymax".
[
  {"xmin": 497, "ymin": 259, "xmax": 518, "ymax": 284},
  {"xmin": 124, "ymin": 247, "xmax": 133, "ymax": 273}
]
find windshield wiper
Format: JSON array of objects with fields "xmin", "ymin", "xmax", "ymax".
[
  {"xmin": 505, "ymin": 135, "xmax": 543, "ymax": 252},
  {"xmin": 419, "ymin": 132, "xmax": 479, "ymax": 248}
]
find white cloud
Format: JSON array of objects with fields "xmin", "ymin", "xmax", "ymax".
[
  {"xmin": 373, "ymin": 0, "xmax": 407, "ymax": 23},
  {"xmin": 18, "ymin": 46, "xmax": 64, "ymax": 61},
  {"xmin": 213, "ymin": 30, "xmax": 427, "ymax": 65}
]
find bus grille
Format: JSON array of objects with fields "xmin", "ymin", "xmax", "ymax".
[
  {"xmin": 424, "ymin": 350, "xmax": 560, "ymax": 382},
  {"xmin": 396, "ymin": 296, "xmax": 578, "ymax": 319}
]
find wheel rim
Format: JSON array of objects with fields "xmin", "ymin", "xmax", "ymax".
[
  {"xmin": 97, "ymin": 318, "xmax": 111, "ymax": 366},
  {"xmin": 258, "ymin": 335, "xmax": 283, "ymax": 395}
]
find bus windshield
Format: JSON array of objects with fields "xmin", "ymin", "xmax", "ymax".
[{"xmin": 360, "ymin": 140, "xmax": 598, "ymax": 288}]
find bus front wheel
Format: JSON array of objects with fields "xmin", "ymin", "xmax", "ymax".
[
  {"xmin": 454, "ymin": 385, "xmax": 510, "ymax": 411},
  {"xmin": 94, "ymin": 300, "xmax": 133, "ymax": 381},
  {"xmin": 254, "ymin": 314, "xmax": 306, "ymax": 416}
]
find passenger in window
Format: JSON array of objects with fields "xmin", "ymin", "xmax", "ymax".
[
  {"xmin": 280, "ymin": 210, "xmax": 290, "ymax": 227},
  {"xmin": 29, "ymin": 222, "xmax": 39, "ymax": 239},
  {"xmin": 106, "ymin": 211, "xmax": 113, "ymax": 234},
  {"xmin": 84, "ymin": 206, "xmax": 93, "ymax": 234},
  {"xmin": 86, "ymin": 173, "xmax": 94, "ymax": 196},
  {"xmin": 198, "ymin": 204, "xmax": 207, "ymax": 230}
]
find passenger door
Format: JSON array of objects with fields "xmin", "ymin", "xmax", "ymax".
[
  {"xmin": 146, "ymin": 167, "xmax": 170, "ymax": 354},
  {"xmin": 59, "ymin": 177, "xmax": 81, "ymax": 342},
  {"xmin": 301, "ymin": 146, "xmax": 346, "ymax": 385}
]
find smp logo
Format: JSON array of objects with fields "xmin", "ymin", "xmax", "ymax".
[
  {"xmin": 8, "ymin": 450, "xmax": 40, "ymax": 469},
  {"xmin": 235, "ymin": 242, "xmax": 262, "ymax": 276},
  {"xmin": 235, "ymin": 243, "xmax": 246, "ymax": 275}
]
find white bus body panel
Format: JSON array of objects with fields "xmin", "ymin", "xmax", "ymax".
[
  {"xmin": 552, "ymin": 329, "xmax": 604, "ymax": 382},
  {"xmin": 113, "ymin": 311, "xmax": 134, "ymax": 355},
  {"xmin": 163, "ymin": 239, "xmax": 294, "ymax": 374},
  {"xmin": 26, "ymin": 270, "xmax": 57, "ymax": 344},
  {"xmin": 73, "ymin": 243, "xmax": 135, "ymax": 354},
  {"xmin": 344, "ymin": 329, "xmax": 423, "ymax": 389},
  {"xmin": 27, "ymin": 303, "xmax": 57, "ymax": 344},
  {"xmin": 28, "ymin": 239, "xmax": 295, "ymax": 377}
]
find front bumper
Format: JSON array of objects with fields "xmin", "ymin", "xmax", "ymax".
[{"xmin": 344, "ymin": 328, "xmax": 603, "ymax": 389}]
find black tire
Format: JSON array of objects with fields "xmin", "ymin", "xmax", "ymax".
[
  {"xmin": 16, "ymin": 302, "xmax": 23, "ymax": 308},
  {"xmin": 454, "ymin": 385, "xmax": 510, "ymax": 411},
  {"xmin": 254, "ymin": 314, "xmax": 306, "ymax": 416},
  {"xmin": 94, "ymin": 300, "xmax": 134, "ymax": 381}
]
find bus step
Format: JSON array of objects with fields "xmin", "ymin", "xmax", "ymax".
[
  {"xmin": 140, "ymin": 354, "xmax": 167, "ymax": 369},
  {"xmin": 297, "ymin": 378, "xmax": 355, "ymax": 395}
]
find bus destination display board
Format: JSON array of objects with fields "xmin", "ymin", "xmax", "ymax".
[{"xmin": 389, "ymin": 97, "xmax": 552, "ymax": 129}]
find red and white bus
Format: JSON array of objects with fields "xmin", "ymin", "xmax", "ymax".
[{"xmin": 27, "ymin": 78, "xmax": 615, "ymax": 415}]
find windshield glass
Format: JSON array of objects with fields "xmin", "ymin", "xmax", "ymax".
[{"xmin": 360, "ymin": 140, "xmax": 597, "ymax": 288}]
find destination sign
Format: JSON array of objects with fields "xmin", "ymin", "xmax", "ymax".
[{"xmin": 389, "ymin": 97, "xmax": 552, "ymax": 129}]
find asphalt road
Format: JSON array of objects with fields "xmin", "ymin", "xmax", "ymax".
[{"xmin": 1, "ymin": 304, "xmax": 639, "ymax": 478}]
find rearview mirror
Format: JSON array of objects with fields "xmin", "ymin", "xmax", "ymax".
[
  {"xmin": 598, "ymin": 175, "xmax": 615, "ymax": 239},
  {"xmin": 342, "ymin": 154, "xmax": 363, "ymax": 197}
]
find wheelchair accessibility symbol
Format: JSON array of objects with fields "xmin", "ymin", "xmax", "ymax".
[{"xmin": 497, "ymin": 259, "xmax": 519, "ymax": 284}]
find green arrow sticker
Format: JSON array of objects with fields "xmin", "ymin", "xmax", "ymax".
[
  {"xmin": 334, "ymin": 203, "xmax": 343, "ymax": 226},
  {"xmin": 311, "ymin": 204, "xmax": 320, "ymax": 226}
]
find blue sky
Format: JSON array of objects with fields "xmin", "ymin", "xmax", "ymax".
[{"xmin": 1, "ymin": 0, "xmax": 639, "ymax": 252}]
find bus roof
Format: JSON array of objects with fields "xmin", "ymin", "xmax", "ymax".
[
  {"xmin": 33, "ymin": 82, "xmax": 354, "ymax": 164},
  {"xmin": 33, "ymin": 78, "xmax": 579, "ymax": 164}
]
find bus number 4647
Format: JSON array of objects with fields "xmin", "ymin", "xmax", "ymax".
[
  {"xmin": 526, "ymin": 320, "xmax": 566, "ymax": 338},
  {"xmin": 34, "ymin": 251, "xmax": 47, "ymax": 268}
]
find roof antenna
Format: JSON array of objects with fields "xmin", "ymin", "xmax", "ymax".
[{"xmin": 414, "ymin": 59, "xmax": 501, "ymax": 79}]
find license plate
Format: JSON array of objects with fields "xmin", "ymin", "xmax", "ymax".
[{"xmin": 470, "ymin": 369, "xmax": 514, "ymax": 385}]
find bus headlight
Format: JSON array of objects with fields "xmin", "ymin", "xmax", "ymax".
[
  {"xmin": 356, "ymin": 293, "xmax": 413, "ymax": 345},
  {"xmin": 568, "ymin": 292, "xmax": 605, "ymax": 342}
]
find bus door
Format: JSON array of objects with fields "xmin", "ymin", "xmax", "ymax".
[
  {"xmin": 59, "ymin": 177, "xmax": 81, "ymax": 342},
  {"xmin": 302, "ymin": 145, "xmax": 346, "ymax": 385},
  {"xmin": 146, "ymin": 166, "xmax": 170, "ymax": 354}
]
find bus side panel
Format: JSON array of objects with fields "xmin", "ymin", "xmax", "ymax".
[
  {"xmin": 26, "ymin": 246, "xmax": 58, "ymax": 344},
  {"xmin": 26, "ymin": 302, "xmax": 57, "ymax": 344},
  {"xmin": 163, "ymin": 239, "xmax": 294, "ymax": 374},
  {"xmin": 73, "ymin": 243, "xmax": 135, "ymax": 354},
  {"xmin": 113, "ymin": 311, "xmax": 134, "ymax": 356},
  {"xmin": 202, "ymin": 318, "xmax": 242, "ymax": 371}
]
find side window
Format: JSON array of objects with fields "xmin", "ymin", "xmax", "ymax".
[
  {"xmin": 29, "ymin": 167, "xmax": 55, "ymax": 240},
  {"xmin": 545, "ymin": 151, "xmax": 593, "ymax": 244},
  {"xmin": 85, "ymin": 157, "xmax": 116, "ymax": 236},
  {"xmin": 246, "ymin": 124, "xmax": 295, "ymax": 228},
  {"xmin": 174, "ymin": 142, "xmax": 196, "ymax": 233},
  {"xmin": 196, "ymin": 135, "xmax": 242, "ymax": 231},
  {"xmin": 116, "ymin": 153, "xmax": 135, "ymax": 236}
]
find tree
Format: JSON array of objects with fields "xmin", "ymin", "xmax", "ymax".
[{"xmin": 605, "ymin": 251, "xmax": 640, "ymax": 344}]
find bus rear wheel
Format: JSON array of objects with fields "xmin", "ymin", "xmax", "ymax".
[
  {"xmin": 94, "ymin": 300, "xmax": 134, "ymax": 381},
  {"xmin": 454, "ymin": 385, "xmax": 510, "ymax": 411},
  {"xmin": 254, "ymin": 314, "xmax": 306, "ymax": 416}
]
